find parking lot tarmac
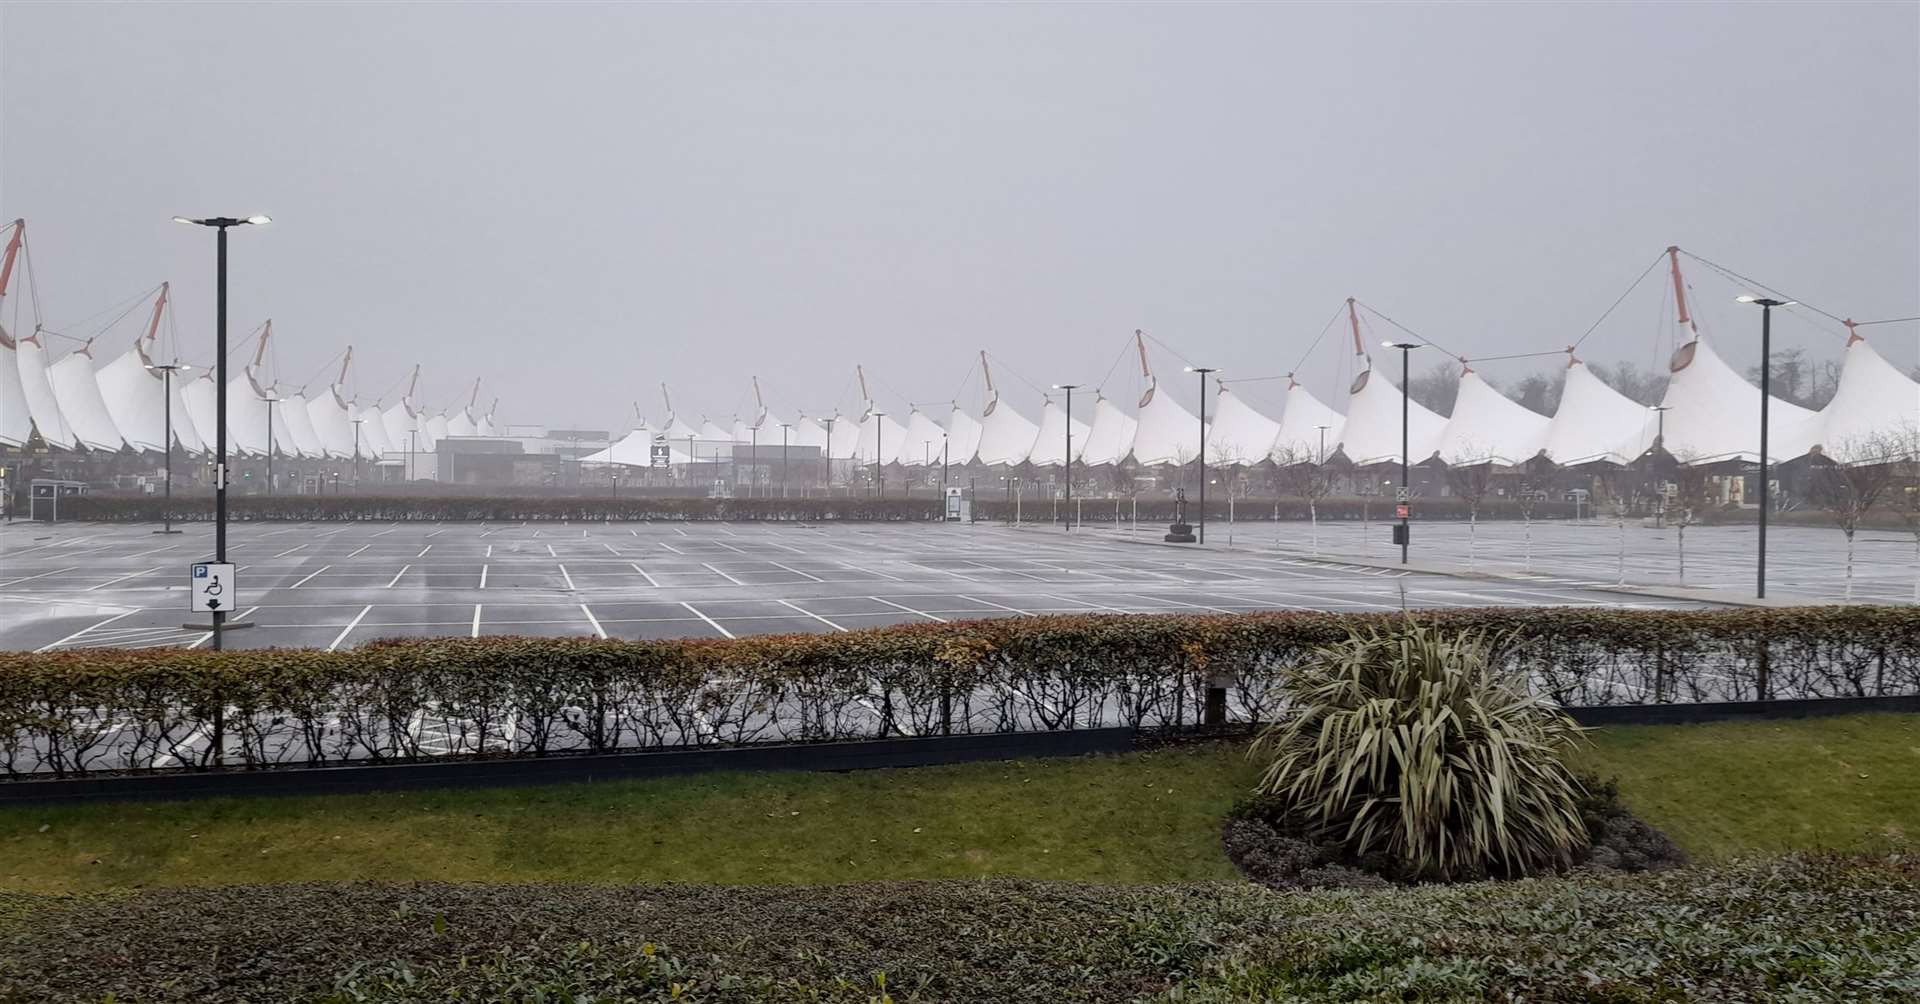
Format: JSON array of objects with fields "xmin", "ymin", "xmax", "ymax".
[{"xmin": 0, "ymin": 518, "xmax": 1725, "ymax": 653}]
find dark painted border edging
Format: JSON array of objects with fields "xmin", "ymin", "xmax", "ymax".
[
  {"xmin": 1565, "ymin": 694, "xmax": 1920, "ymax": 726},
  {"xmin": 0, "ymin": 727, "xmax": 1136, "ymax": 806}
]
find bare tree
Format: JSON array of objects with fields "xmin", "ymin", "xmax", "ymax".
[
  {"xmin": 1811, "ymin": 434, "xmax": 1903, "ymax": 601},
  {"xmin": 1511, "ymin": 473, "xmax": 1543, "ymax": 573},
  {"xmin": 1589, "ymin": 468, "xmax": 1632, "ymax": 585},
  {"xmin": 1443, "ymin": 448, "xmax": 1496, "ymax": 570},
  {"xmin": 1592, "ymin": 360, "xmax": 1667, "ymax": 406},
  {"xmin": 1665, "ymin": 458, "xmax": 1716, "ymax": 585},
  {"xmin": 1275, "ymin": 446, "xmax": 1336, "ymax": 556}
]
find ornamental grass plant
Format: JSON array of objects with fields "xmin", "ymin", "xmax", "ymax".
[{"xmin": 1250, "ymin": 620, "xmax": 1589, "ymax": 881}]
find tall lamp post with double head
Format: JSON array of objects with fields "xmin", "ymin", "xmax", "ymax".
[
  {"xmin": 261, "ymin": 392, "xmax": 281, "ymax": 497},
  {"xmin": 870, "ymin": 413, "xmax": 886, "ymax": 499},
  {"xmin": 349, "ymin": 417, "xmax": 364, "ymax": 490},
  {"xmin": 1183, "ymin": 367, "xmax": 1215, "ymax": 543},
  {"xmin": 173, "ymin": 214, "xmax": 269, "ymax": 651},
  {"xmin": 144, "ymin": 361, "xmax": 191, "ymax": 534},
  {"xmin": 1383, "ymin": 342, "xmax": 1422, "ymax": 564},
  {"xmin": 1736, "ymin": 295, "xmax": 1793, "ymax": 599},
  {"xmin": 778, "ymin": 422, "xmax": 792, "ymax": 499},
  {"xmin": 821, "ymin": 417, "xmax": 835, "ymax": 496}
]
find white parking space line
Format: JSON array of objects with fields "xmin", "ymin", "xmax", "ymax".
[
  {"xmin": 779, "ymin": 598, "xmax": 847, "ymax": 632},
  {"xmin": 870, "ymin": 596, "xmax": 947, "ymax": 621},
  {"xmin": 34, "ymin": 609, "xmax": 140, "ymax": 652},
  {"xmin": 479, "ymin": 564, "xmax": 489, "ymax": 589},
  {"xmin": 841, "ymin": 562, "xmax": 903, "ymax": 581},
  {"xmin": 329, "ymin": 605, "xmax": 373, "ymax": 651},
  {"xmin": 603, "ymin": 543, "xmax": 620, "ymax": 555},
  {"xmin": 768, "ymin": 561, "xmax": 824, "ymax": 582},
  {"xmin": 386, "ymin": 565, "xmax": 411, "ymax": 588},
  {"xmin": 371, "ymin": 528, "xmax": 396, "ymax": 537},
  {"xmin": 660, "ymin": 542, "xmax": 684, "ymax": 554},
  {"xmin": 557, "ymin": 563, "xmax": 579, "ymax": 590},
  {"xmin": 631, "ymin": 563, "xmax": 661, "ymax": 588},
  {"xmin": 85, "ymin": 567, "xmax": 160, "ymax": 591},
  {"xmin": 290, "ymin": 565, "xmax": 332, "ymax": 589},
  {"xmin": 416, "ymin": 544, "xmax": 433, "ymax": 557},
  {"xmin": 958, "ymin": 594, "xmax": 1032, "ymax": 615},
  {"xmin": 547, "ymin": 544, "xmax": 558, "ymax": 558},
  {"xmin": 471, "ymin": 604, "xmax": 482, "ymax": 637},
  {"xmin": 273, "ymin": 544, "xmax": 308, "ymax": 558},
  {"xmin": 580, "ymin": 603, "xmax": 608, "ymax": 638},
  {"xmin": 427, "ymin": 528, "xmax": 448, "ymax": 538},
  {"xmin": 681, "ymin": 601, "xmax": 735, "ymax": 638},
  {"xmin": 0, "ymin": 566, "xmax": 76, "ymax": 588},
  {"xmin": 701, "ymin": 562, "xmax": 745, "ymax": 585},
  {"xmin": 348, "ymin": 544, "xmax": 370, "ymax": 557},
  {"xmin": 1049, "ymin": 592, "xmax": 1130, "ymax": 613}
]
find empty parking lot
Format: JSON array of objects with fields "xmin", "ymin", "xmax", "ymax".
[{"xmin": 0, "ymin": 518, "xmax": 1724, "ymax": 653}]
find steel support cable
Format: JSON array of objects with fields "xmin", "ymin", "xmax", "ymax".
[
  {"xmin": 34, "ymin": 282, "xmax": 162, "ymax": 345},
  {"xmin": 984, "ymin": 350, "xmax": 1051, "ymax": 398},
  {"xmin": 1568, "ymin": 250, "xmax": 1667, "ymax": 352},
  {"xmin": 1680, "ymin": 249, "xmax": 1848, "ymax": 327},
  {"xmin": 1139, "ymin": 329, "xmax": 1198, "ymax": 372},
  {"xmin": 1287, "ymin": 302, "xmax": 1352, "ymax": 375},
  {"xmin": 1856, "ymin": 316, "xmax": 1920, "ymax": 326},
  {"xmin": 1092, "ymin": 335, "xmax": 1133, "ymax": 394},
  {"xmin": 1353, "ymin": 299, "xmax": 1460, "ymax": 360}
]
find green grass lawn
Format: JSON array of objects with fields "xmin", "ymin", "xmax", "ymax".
[{"xmin": 1, "ymin": 713, "xmax": 1914, "ymax": 894}]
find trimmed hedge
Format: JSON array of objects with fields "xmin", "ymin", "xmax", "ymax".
[
  {"xmin": 3, "ymin": 855, "xmax": 1916, "ymax": 1001},
  {"xmin": 3, "ymin": 607, "xmax": 1915, "ymax": 778}
]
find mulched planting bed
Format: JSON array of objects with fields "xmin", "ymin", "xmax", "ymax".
[{"xmin": 3, "ymin": 854, "xmax": 1916, "ymax": 1002}]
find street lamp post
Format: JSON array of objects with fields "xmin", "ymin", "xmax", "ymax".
[
  {"xmin": 145, "ymin": 362, "xmax": 190, "ymax": 534},
  {"xmin": 1183, "ymin": 369, "xmax": 1215, "ymax": 543},
  {"xmin": 1315, "ymin": 424, "xmax": 1330, "ymax": 466},
  {"xmin": 778, "ymin": 422, "xmax": 792, "ymax": 499},
  {"xmin": 1053, "ymin": 384, "xmax": 1078, "ymax": 530},
  {"xmin": 871, "ymin": 413, "xmax": 886, "ymax": 499},
  {"xmin": 349, "ymin": 418, "xmax": 364, "ymax": 490},
  {"xmin": 262, "ymin": 392, "xmax": 281, "ymax": 497},
  {"xmin": 821, "ymin": 417, "xmax": 835, "ymax": 496},
  {"xmin": 173, "ymin": 215, "xmax": 269, "ymax": 653},
  {"xmin": 1383, "ymin": 342, "xmax": 1422, "ymax": 564},
  {"xmin": 1737, "ymin": 295, "xmax": 1793, "ymax": 599}
]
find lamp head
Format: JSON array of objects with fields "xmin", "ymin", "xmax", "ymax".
[{"xmin": 1736, "ymin": 295, "xmax": 1794, "ymax": 307}]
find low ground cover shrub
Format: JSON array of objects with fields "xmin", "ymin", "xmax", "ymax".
[
  {"xmin": 3, "ymin": 607, "xmax": 1916, "ymax": 778},
  {"xmin": 2, "ymin": 855, "xmax": 1914, "ymax": 1001}
]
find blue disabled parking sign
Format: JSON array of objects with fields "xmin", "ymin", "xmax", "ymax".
[{"xmin": 189, "ymin": 562, "xmax": 237, "ymax": 613}]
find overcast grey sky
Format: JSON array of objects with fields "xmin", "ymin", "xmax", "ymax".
[{"xmin": 3, "ymin": 2, "xmax": 1915, "ymax": 430}]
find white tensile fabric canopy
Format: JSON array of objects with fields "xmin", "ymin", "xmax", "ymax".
[
  {"xmin": 227, "ymin": 371, "xmax": 277, "ymax": 456},
  {"xmin": 698, "ymin": 418, "xmax": 730, "ymax": 442},
  {"xmin": 476, "ymin": 413, "xmax": 496, "ymax": 437},
  {"xmin": 1206, "ymin": 385, "xmax": 1279, "ymax": 466},
  {"xmin": 308, "ymin": 388, "xmax": 358, "ymax": 458},
  {"xmin": 355, "ymin": 403, "xmax": 394, "ymax": 458},
  {"xmin": 0, "ymin": 329, "xmax": 34, "ymax": 447},
  {"xmin": 49, "ymin": 347, "xmax": 125, "ymax": 451},
  {"xmin": 447, "ymin": 410, "xmax": 477, "ymax": 438},
  {"xmin": 1436, "ymin": 369, "xmax": 1550, "ymax": 465},
  {"xmin": 581, "ymin": 422, "xmax": 657, "ymax": 466},
  {"xmin": 1078, "ymin": 395, "xmax": 1138, "ymax": 467},
  {"xmin": 973, "ymin": 396, "xmax": 1039, "ymax": 466},
  {"xmin": 1337, "ymin": 366, "xmax": 1446, "ymax": 465},
  {"xmin": 1539, "ymin": 359, "xmax": 1650, "ymax": 465},
  {"xmin": 422, "ymin": 412, "xmax": 450, "ymax": 451},
  {"xmin": 790, "ymin": 415, "xmax": 829, "ymax": 451},
  {"xmin": 943, "ymin": 404, "xmax": 983, "ymax": 466},
  {"xmin": 658, "ymin": 414, "xmax": 699, "ymax": 444},
  {"xmin": 824, "ymin": 411, "xmax": 863, "ymax": 460},
  {"xmin": 183, "ymin": 375, "xmax": 220, "ymax": 454},
  {"xmin": 276, "ymin": 392, "xmax": 328, "ymax": 458},
  {"xmin": 851, "ymin": 410, "xmax": 909, "ymax": 465},
  {"xmin": 1650, "ymin": 337, "xmax": 1819, "ymax": 465},
  {"xmin": 14, "ymin": 331, "xmax": 76, "ymax": 449},
  {"xmin": 380, "ymin": 400, "xmax": 418, "ymax": 457},
  {"xmin": 1026, "ymin": 397, "xmax": 1090, "ymax": 467},
  {"xmin": 168, "ymin": 369, "xmax": 206, "ymax": 453},
  {"xmin": 1129, "ymin": 383, "xmax": 1204, "ymax": 467},
  {"xmin": 1815, "ymin": 335, "xmax": 1920, "ymax": 460},
  {"xmin": 95, "ymin": 342, "xmax": 171, "ymax": 453},
  {"xmin": 901, "ymin": 408, "xmax": 948, "ymax": 466},
  {"xmin": 1270, "ymin": 381, "xmax": 1344, "ymax": 464},
  {"xmin": 730, "ymin": 416, "xmax": 753, "ymax": 444}
]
